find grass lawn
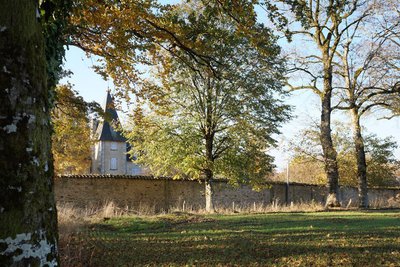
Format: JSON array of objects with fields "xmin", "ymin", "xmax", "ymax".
[{"xmin": 62, "ymin": 210, "xmax": 400, "ymax": 266}]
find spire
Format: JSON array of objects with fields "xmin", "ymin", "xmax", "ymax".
[{"xmin": 95, "ymin": 90, "xmax": 126, "ymax": 142}]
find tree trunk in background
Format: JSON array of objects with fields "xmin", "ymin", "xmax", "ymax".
[
  {"xmin": 0, "ymin": 1, "xmax": 59, "ymax": 266},
  {"xmin": 205, "ymin": 171, "xmax": 215, "ymax": 213},
  {"xmin": 204, "ymin": 137, "xmax": 215, "ymax": 213},
  {"xmin": 351, "ymin": 109, "xmax": 369, "ymax": 208},
  {"xmin": 341, "ymin": 43, "xmax": 368, "ymax": 208},
  {"xmin": 321, "ymin": 66, "xmax": 341, "ymax": 208},
  {"xmin": 204, "ymin": 82, "xmax": 216, "ymax": 213}
]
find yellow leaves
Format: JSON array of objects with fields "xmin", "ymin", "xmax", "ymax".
[{"xmin": 52, "ymin": 85, "xmax": 92, "ymax": 175}]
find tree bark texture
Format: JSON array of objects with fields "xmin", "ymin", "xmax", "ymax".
[
  {"xmin": 0, "ymin": 1, "xmax": 59, "ymax": 266},
  {"xmin": 342, "ymin": 44, "xmax": 369, "ymax": 208},
  {"xmin": 321, "ymin": 66, "xmax": 341, "ymax": 208},
  {"xmin": 204, "ymin": 173, "xmax": 215, "ymax": 213},
  {"xmin": 204, "ymin": 82, "xmax": 216, "ymax": 213},
  {"xmin": 351, "ymin": 109, "xmax": 369, "ymax": 208},
  {"xmin": 204, "ymin": 133, "xmax": 215, "ymax": 213}
]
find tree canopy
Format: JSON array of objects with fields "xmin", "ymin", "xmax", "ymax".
[
  {"xmin": 51, "ymin": 84, "xmax": 100, "ymax": 175},
  {"xmin": 286, "ymin": 122, "xmax": 399, "ymax": 187},
  {"xmin": 125, "ymin": 1, "xmax": 291, "ymax": 211}
]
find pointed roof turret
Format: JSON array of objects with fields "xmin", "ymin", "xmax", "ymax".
[{"xmin": 95, "ymin": 90, "xmax": 126, "ymax": 142}]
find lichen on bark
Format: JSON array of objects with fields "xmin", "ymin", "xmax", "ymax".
[{"xmin": 0, "ymin": 0, "xmax": 59, "ymax": 265}]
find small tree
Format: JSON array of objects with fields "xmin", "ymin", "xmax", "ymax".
[
  {"xmin": 287, "ymin": 123, "xmax": 399, "ymax": 187},
  {"xmin": 126, "ymin": 1, "xmax": 291, "ymax": 212},
  {"xmin": 52, "ymin": 84, "xmax": 100, "ymax": 175}
]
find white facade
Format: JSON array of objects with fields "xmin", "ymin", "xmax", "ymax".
[
  {"xmin": 91, "ymin": 140, "xmax": 146, "ymax": 175},
  {"xmin": 90, "ymin": 91, "xmax": 147, "ymax": 175}
]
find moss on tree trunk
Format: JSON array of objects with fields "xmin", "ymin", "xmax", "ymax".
[{"xmin": 0, "ymin": 0, "xmax": 59, "ymax": 265}]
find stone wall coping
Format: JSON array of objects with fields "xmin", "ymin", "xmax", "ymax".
[
  {"xmin": 55, "ymin": 174, "xmax": 400, "ymax": 190},
  {"xmin": 55, "ymin": 174, "xmax": 225, "ymax": 182}
]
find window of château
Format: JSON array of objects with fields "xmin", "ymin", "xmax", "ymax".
[
  {"xmin": 110, "ymin": 158, "xmax": 117, "ymax": 170},
  {"xmin": 111, "ymin": 142, "xmax": 118, "ymax": 150}
]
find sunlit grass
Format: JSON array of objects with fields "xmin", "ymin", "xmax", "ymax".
[{"xmin": 59, "ymin": 210, "xmax": 400, "ymax": 266}]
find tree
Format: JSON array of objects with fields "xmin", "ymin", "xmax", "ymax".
[
  {"xmin": 267, "ymin": 0, "xmax": 374, "ymax": 207},
  {"xmin": 68, "ymin": 0, "xmax": 226, "ymax": 98},
  {"xmin": 0, "ymin": 0, "xmax": 284, "ymax": 262},
  {"xmin": 327, "ymin": 0, "xmax": 400, "ymax": 207},
  {"xmin": 365, "ymin": 135, "xmax": 400, "ymax": 187},
  {"xmin": 274, "ymin": 155, "xmax": 326, "ymax": 185},
  {"xmin": 0, "ymin": 0, "xmax": 70, "ymax": 265},
  {"xmin": 52, "ymin": 84, "xmax": 100, "ymax": 175},
  {"xmin": 67, "ymin": 0, "xmax": 284, "ymax": 98},
  {"xmin": 287, "ymin": 123, "xmax": 399, "ymax": 187},
  {"xmin": 126, "ymin": 1, "xmax": 291, "ymax": 212},
  {"xmin": 372, "ymin": 0, "xmax": 400, "ymax": 117}
]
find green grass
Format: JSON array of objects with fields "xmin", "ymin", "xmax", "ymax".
[{"xmin": 65, "ymin": 211, "xmax": 400, "ymax": 266}]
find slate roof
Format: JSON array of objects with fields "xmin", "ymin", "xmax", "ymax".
[{"xmin": 95, "ymin": 91, "xmax": 126, "ymax": 142}]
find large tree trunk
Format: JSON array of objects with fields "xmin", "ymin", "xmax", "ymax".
[
  {"xmin": 351, "ymin": 109, "xmax": 369, "ymax": 208},
  {"xmin": 321, "ymin": 66, "xmax": 341, "ymax": 208},
  {"xmin": 0, "ymin": 1, "xmax": 59, "ymax": 266},
  {"xmin": 342, "ymin": 43, "xmax": 369, "ymax": 209}
]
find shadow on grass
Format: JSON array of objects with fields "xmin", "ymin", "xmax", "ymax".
[{"xmin": 62, "ymin": 211, "xmax": 400, "ymax": 266}]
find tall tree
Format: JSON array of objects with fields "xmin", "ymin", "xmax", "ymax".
[
  {"xmin": 0, "ymin": 0, "xmax": 70, "ymax": 265},
  {"xmin": 331, "ymin": 1, "xmax": 400, "ymax": 207},
  {"xmin": 269, "ymin": 0, "xmax": 372, "ymax": 207},
  {"xmin": 126, "ymin": 1, "xmax": 290, "ymax": 212}
]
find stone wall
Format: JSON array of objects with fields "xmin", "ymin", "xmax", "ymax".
[{"xmin": 54, "ymin": 175, "xmax": 400, "ymax": 211}]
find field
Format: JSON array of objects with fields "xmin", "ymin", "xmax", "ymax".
[{"xmin": 59, "ymin": 210, "xmax": 400, "ymax": 266}]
